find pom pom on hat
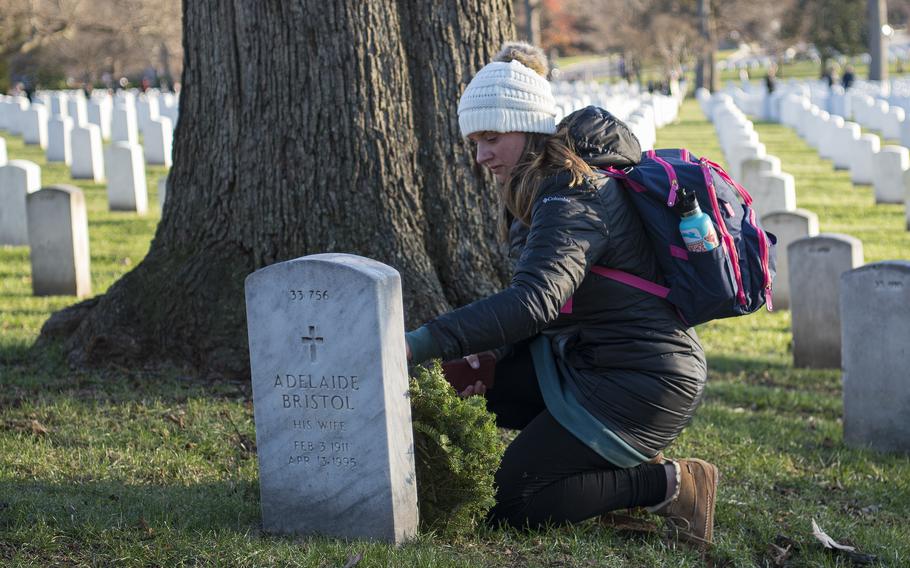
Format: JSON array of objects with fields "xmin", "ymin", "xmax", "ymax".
[{"xmin": 458, "ymin": 57, "xmax": 558, "ymax": 138}]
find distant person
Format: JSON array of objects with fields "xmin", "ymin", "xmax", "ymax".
[
  {"xmin": 842, "ymin": 66, "xmax": 855, "ymax": 90},
  {"xmin": 765, "ymin": 64, "xmax": 778, "ymax": 94},
  {"xmin": 821, "ymin": 66, "xmax": 835, "ymax": 88}
]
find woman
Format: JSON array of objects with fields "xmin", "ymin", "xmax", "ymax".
[{"xmin": 406, "ymin": 43, "xmax": 717, "ymax": 549}]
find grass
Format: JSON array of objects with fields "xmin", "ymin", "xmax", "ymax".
[{"xmin": 2, "ymin": 101, "xmax": 909, "ymax": 566}]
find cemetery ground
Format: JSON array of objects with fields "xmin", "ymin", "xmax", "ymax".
[{"xmin": 2, "ymin": 100, "xmax": 910, "ymax": 567}]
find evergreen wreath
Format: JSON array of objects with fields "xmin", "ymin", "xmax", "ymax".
[{"xmin": 409, "ymin": 361, "xmax": 505, "ymax": 538}]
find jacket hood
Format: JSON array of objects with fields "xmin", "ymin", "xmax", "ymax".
[{"xmin": 558, "ymin": 106, "xmax": 641, "ymax": 169}]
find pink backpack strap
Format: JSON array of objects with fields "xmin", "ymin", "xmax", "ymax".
[{"xmin": 590, "ymin": 266, "xmax": 670, "ymax": 299}]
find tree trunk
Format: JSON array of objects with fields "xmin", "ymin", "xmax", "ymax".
[
  {"xmin": 868, "ymin": 0, "xmax": 888, "ymax": 82},
  {"xmin": 695, "ymin": 0, "xmax": 717, "ymax": 92},
  {"xmin": 41, "ymin": 1, "xmax": 514, "ymax": 378}
]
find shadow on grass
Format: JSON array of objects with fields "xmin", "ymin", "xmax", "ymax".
[
  {"xmin": 706, "ymin": 354, "xmax": 793, "ymax": 373},
  {"xmin": 0, "ymin": 479, "xmax": 261, "ymax": 534}
]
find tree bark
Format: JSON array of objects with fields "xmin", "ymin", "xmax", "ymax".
[{"xmin": 41, "ymin": 0, "xmax": 514, "ymax": 378}]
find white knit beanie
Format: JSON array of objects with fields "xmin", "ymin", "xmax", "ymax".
[{"xmin": 457, "ymin": 59, "xmax": 558, "ymax": 138}]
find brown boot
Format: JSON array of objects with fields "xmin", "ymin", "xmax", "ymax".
[{"xmin": 648, "ymin": 458, "xmax": 718, "ymax": 550}]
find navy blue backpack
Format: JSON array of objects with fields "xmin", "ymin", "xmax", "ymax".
[{"xmin": 596, "ymin": 148, "xmax": 777, "ymax": 326}]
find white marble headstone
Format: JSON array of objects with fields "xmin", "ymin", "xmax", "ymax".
[
  {"xmin": 905, "ymin": 169, "xmax": 910, "ymax": 231},
  {"xmin": 21, "ymin": 105, "xmax": 48, "ymax": 148},
  {"xmin": 157, "ymin": 176, "xmax": 167, "ymax": 209},
  {"xmin": 26, "ymin": 185, "xmax": 92, "ymax": 297},
  {"xmin": 762, "ymin": 209, "xmax": 819, "ymax": 310},
  {"xmin": 70, "ymin": 124, "xmax": 105, "ymax": 182},
  {"xmin": 105, "ymin": 142, "xmax": 148, "ymax": 213},
  {"xmin": 841, "ymin": 261, "xmax": 910, "ymax": 453},
  {"xmin": 46, "ymin": 115, "xmax": 74, "ymax": 164},
  {"xmin": 67, "ymin": 96, "xmax": 88, "ymax": 127},
  {"xmin": 741, "ymin": 155, "xmax": 781, "ymax": 196},
  {"xmin": 788, "ymin": 234, "xmax": 863, "ymax": 369},
  {"xmin": 850, "ymin": 134, "xmax": 880, "ymax": 186},
  {"xmin": 873, "ymin": 146, "xmax": 909, "ymax": 204},
  {"xmin": 111, "ymin": 104, "xmax": 139, "ymax": 145},
  {"xmin": 0, "ymin": 160, "xmax": 42, "ymax": 245},
  {"xmin": 144, "ymin": 117, "xmax": 173, "ymax": 167},
  {"xmin": 0, "ymin": 136, "xmax": 6, "ymax": 165},
  {"xmin": 245, "ymin": 253, "xmax": 418, "ymax": 543},
  {"xmin": 754, "ymin": 172, "xmax": 797, "ymax": 221},
  {"xmin": 832, "ymin": 122, "xmax": 861, "ymax": 170},
  {"xmin": 87, "ymin": 97, "xmax": 112, "ymax": 140}
]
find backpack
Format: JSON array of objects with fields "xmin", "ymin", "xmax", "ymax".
[{"xmin": 597, "ymin": 148, "xmax": 777, "ymax": 326}]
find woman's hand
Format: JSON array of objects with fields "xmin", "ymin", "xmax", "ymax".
[
  {"xmin": 460, "ymin": 380, "xmax": 487, "ymax": 398},
  {"xmin": 459, "ymin": 353, "xmax": 486, "ymax": 397},
  {"xmin": 406, "ymin": 341, "xmax": 412, "ymax": 362}
]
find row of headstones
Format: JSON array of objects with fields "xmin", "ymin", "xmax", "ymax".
[
  {"xmin": 0, "ymin": 139, "xmax": 169, "ymax": 294},
  {"xmin": 725, "ymin": 78, "xmax": 910, "ymax": 149},
  {"xmin": 700, "ymin": 88, "xmax": 910, "ymax": 455},
  {"xmin": 786, "ymin": 236, "xmax": 910, "ymax": 454},
  {"xmin": 553, "ymin": 81, "xmax": 681, "ymax": 152},
  {"xmin": 0, "ymin": 92, "xmax": 174, "ymax": 168},
  {"xmin": 1, "ymin": 89, "xmax": 178, "ymax": 138},
  {"xmin": 776, "ymin": 96, "xmax": 910, "ymax": 229},
  {"xmin": 0, "ymin": 133, "xmax": 162, "ymax": 219},
  {"xmin": 712, "ymin": 84, "xmax": 910, "ymax": 231},
  {"xmin": 699, "ymin": 89, "xmax": 798, "ymax": 230}
]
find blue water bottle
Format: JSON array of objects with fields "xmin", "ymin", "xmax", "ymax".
[{"xmin": 675, "ymin": 187, "xmax": 719, "ymax": 253}]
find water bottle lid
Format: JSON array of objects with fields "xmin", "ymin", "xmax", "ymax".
[{"xmin": 674, "ymin": 187, "xmax": 701, "ymax": 217}]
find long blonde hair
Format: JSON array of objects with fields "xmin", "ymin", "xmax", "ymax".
[{"xmin": 499, "ymin": 125, "xmax": 594, "ymax": 240}]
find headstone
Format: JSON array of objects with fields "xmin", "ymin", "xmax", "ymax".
[
  {"xmin": 726, "ymin": 141, "xmax": 766, "ymax": 180},
  {"xmin": 762, "ymin": 209, "xmax": 820, "ymax": 310},
  {"xmin": 901, "ymin": 115, "xmax": 910, "ymax": 148},
  {"xmin": 832, "ymin": 122, "xmax": 861, "ymax": 170},
  {"xmin": 754, "ymin": 171, "xmax": 797, "ymax": 220},
  {"xmin": 906, "ymin": 169, "xmax": 910, "ymax": 230},
  {"xmin": 70, "ymin": 124, "xmax": 105, "ymax": 182},
  {"xmin": 841, "ymin": 261, "xmax": 910, "ymax": 453},
  {"xmin": 105, "ymin": 142, "xmax": 148, "ymax": 213},
  {"xmin": 818, "ymin": 115, "xmax": 845, "ymax": 160},
  {"xmin": 21, "ymin": 105, "xmax": 48, "ymax": 148},
  {"xmin": 850, "ymin": 134, "xmax": 880, "ymax": 185},
  {"xmin": 0, "ymin": 136, "xmax": 6, "ymax": 165},
  {"xmin": 26, "ymin": 185, "xmax": 91, "ymax": 297},
  {"xmin": 788, "ymin": 234, "xmax": 864, "ymax": 368},
  {"xmin": 46, "ymin": 115, "xmax": 74, "ymax": 164},
  {"xmin": 50, "ymin": 93, "xmax": 69, "ymax": 118},
  {"xmin": 136, "ymin": 95, "xmax": 160, "ymax": 134},
  {"xmin": 144, "ymin": 117, "xmax": 173, "ymax": 166},
  {"xmin": 67, "ymin": 96, "xmax": 88, "ymax": 127},
  {"xmin": 805, "ymin": 110, "xmax": 830, "ymax": 149},
  {"xmin": 873, "ymin": 146, "xmax": 909, "ymax": 204},
  {"xmin": 882, "ymin": 107, "xmax": 905, "ymax": 140},
  {"xmin": 741, "ymin": 155, "xmax": 781, "ymax": 195},
  {"xmin": 244, "ymin": 253, "xmax": 418, "ymax": 543},
  {"xmin": 0, "ymin": 160, "xmax": 42, "ymax": 245},
  {"xmin": 157, "ymin": 176, "xmax": 167, "ymax": 209},
  {"xmin": 111, "ymin": 104, "xmax": 139, "ymax": 145},
  {"xmin": 87, "ymin": 96, "xmax": 112, "ymax": 140},
  {"xmin": 6, "ymin": 97, "xmax": 29, "ymax": 136}
]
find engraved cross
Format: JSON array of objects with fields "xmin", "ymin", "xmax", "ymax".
[{"xmin": 301, "ymin": 325, "xmax": 324, "ymax": 362}]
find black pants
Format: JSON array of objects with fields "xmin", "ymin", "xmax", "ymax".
[{"xmin": 485, "ymin": 341, "xmax": 668, "ymax": 529}]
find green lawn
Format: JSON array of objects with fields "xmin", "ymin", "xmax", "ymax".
[{"xmin": 2, "ymin": 102, "xmax": 909, "ymax": 566}]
